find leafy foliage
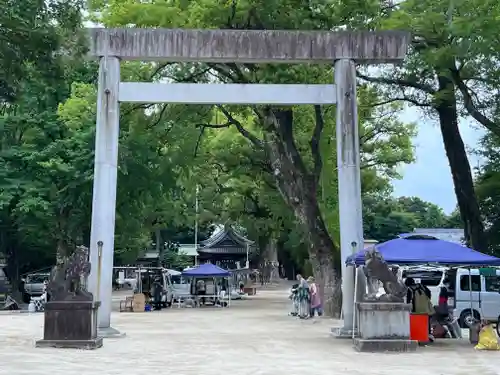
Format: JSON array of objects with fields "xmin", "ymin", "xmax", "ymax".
[
  {"xmin": 364, "ymin": 195, "xmax": 459, "ymax": 243},
  {"xmin": 475, "ymin": 133, "xmax": 500, "ymax": 255}
]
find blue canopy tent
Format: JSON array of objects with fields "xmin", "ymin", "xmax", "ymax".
[
  {"xmin": 344, "ymin": 235, "xmax": 500, "ymax": 339},
  {"xmin": 346, "ymin": 235, "xmax": 500, "ymax": 266},
  {"xmin": 182, "ymin": 263, "xmax": 230, "ymax": 277},
  {"xmin": 182, "ymin": 263, "xmax": 231, "ymax": 307}
]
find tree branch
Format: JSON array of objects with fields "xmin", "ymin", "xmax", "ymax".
[
  {"xmin": 146, "ymin": 104, "xmax": 169, "ymax": 130},
  {"xmin": 449, "ymin": 67, "xmax": 500, "ymax": 137},
  {"xmin": 196, "ymin": 122, "xmax": 232, "ymax": 129},
  {"xmin": 357, "ymin": 71, "xmax": 436, "ymax": 94},
  {"xmin": 149, "ymin": 63, "xmax": 173, "ymax": 81},
  {"xmin": 310, "ymin": 105, "xmax": 324, "ymax": 186},
  {"xmin": 163, "ymin": 65, "xmax": 212, "ymax": 83},
  {"xmin": 370, "ymin": 97, "xmax": 431, "ymax": 108},
  {"xmin": 216, "ymin": 105, "xmax": 264, "ymax": 149},
  {"xmin": 193, "ymin": 126, "xmax": 205, "ymax": 157},
  {"xmin": 360, "ymin": 125, "xmax": 390, "ymax": 146},
  {"xmin": 120, "ymin": 103, "xmax": 156, "ymax": 119}
]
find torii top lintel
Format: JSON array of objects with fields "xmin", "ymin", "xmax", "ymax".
[{"xmin": 89, "ymin": 28, "xmax": 409, "ymax": 64}]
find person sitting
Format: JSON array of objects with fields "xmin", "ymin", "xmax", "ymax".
[{"xmin": 432, "ymin": 278, "xmax": 460, "ymax": 338}]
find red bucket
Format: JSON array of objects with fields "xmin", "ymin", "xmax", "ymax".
[{"xmin": 410, "ymin": 313, "xmax": 429, "ymax": 342}]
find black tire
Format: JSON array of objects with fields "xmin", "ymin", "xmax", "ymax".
[
  {"xmin": 496, "ymin": 316, "xmax": 500, "ymax": 337},
  {"xmin": 459, "ymin": 309, "xmax": 480, "ymax": 328}
]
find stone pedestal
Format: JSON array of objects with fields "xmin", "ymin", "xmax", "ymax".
[
  {"xmin": 36, "ymin": 301, "xmax": 103, "ymax": 350},
  {"xmin": 354, "ymin": 302, "xmax": 417, "ymax": 352}
]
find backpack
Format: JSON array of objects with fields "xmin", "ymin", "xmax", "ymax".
[{"xmin": 414, "ymin": 290, "xmax": 434, "ymax": 315}]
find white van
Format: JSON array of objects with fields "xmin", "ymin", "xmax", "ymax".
[
  {"xmin": 402, "ymin": 267, "xmax": 500, "ymax": 328},
  {"xmin": 168, "ymin": 270, "xmax": 191, "ymax": 299},
  {"xmin": 447, "ymin": 268, "xmax": 500, "ymax": 328},
  {"xmin": 132, "ymin": 268, "xmax": 175, "ymax": 307}
]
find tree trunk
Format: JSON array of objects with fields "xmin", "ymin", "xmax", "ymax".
[
  {"xmin": 435, "ymin": 73, "xmax": 486, "ymax": 251},
  {"xmin": 264, "ymin": 237, "xmax": 278, "ymax": 263},
  {"xmin": 56, "ymin": 238, "xmax": 69, "ymax": 265},
  {"xmin": 266, "ymin": 238, "xmax": 279, "ymax": 283},
  {"xmin": 257, "ymin": 234, "xmax": 270, "ymax": 266},
  {"xmin": 262, "ymin": 107, "xmax": 340, "ymax": 316}
]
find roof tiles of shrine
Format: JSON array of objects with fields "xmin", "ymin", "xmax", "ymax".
[{"xmin": 198, "ymin": 226, "xmax": 255, "ymax": 255}]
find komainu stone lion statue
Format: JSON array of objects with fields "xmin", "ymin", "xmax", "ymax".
[
  {"xmin": 47, "ymin": 246, "xmax": 92, "ymax": 301},
  {"xmin": 363, "ymin": 248, "xmax": 407, "ymax": 302}
]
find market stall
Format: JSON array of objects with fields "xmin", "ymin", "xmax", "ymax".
[
  {"xmin": 182, "ymin": 263, "xmax": 231, "ymax": 307},
  {"xmin": 346, "ymin": 234, "xmax": 500, "ymax": 345}
]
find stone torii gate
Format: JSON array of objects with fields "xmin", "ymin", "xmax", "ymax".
[{"xmin": 88, "ymin": 28, "xmax": 409, "ymax": 335}]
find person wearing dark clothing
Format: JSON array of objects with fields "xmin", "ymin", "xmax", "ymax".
[
  {"xmin": 438, "ymin": 279, "xmax": 450, "ymax": 305},
  {"xmin": 152, "ymin": 277, "xmax": 163, "ymax": 311},
  {"xmin": 405, "ymin": 277, "xmax": 434, "ymax": 341},
  {"xmin": 405, "ymin": 277, "xmax": 431, "ymax": 312},
  {"xmin": 435, "ymin": 278, "xmax": 451, "ymax": 317}
]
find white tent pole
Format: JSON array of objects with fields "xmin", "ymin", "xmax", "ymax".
[
  {"xmin": 194, "ymin": 184, "xmax": 199, "ymax": 266},
  {"xmin": 352, "ymin": 265, "xmax": 358, "ymax": 340},
  {"xmin": 468, "ymin": 268, "xmax": 474, "ymax": 324},
  {"xmin": 228, "ymin": 276, "xmax": 231, "ymax": 307}
]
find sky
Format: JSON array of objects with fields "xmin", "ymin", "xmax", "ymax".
[{"xmin": 391, "ymin": 106, "xmax": 485, "ymax": 214}]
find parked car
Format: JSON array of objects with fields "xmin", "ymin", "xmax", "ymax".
[
  {"xmin": 446, "ymin": 268, "xmax": 500, "ymax": 328},
  {"xmin": 23, "ymin": 273, "xmax": 50, "ymax": 303}
]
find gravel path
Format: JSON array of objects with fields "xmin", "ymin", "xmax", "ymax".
[{"xmin": 0, "ymin": 285, "xmax": 498, "ymax": 375}]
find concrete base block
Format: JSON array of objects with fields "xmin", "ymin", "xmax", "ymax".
[
  {"xmin": 331, "ymin": 326, "xmax": 358, "ymax": 339},
  {"xmin": 354, "ymin": 338, "xmax": 418, "ymax": 352},
  {"xmin": 356, "ymin": 302, "xmax": 417, "ymax": 352},
  {"xmin": 98, "ymin": 326, "xmax": 126, "ymax": 338},
  {"xmin": 357, "ymin": 302, "xmax": 412, "ymax": 338},
  {"xmin": 36, "ymin": 337, "xmax": 103, "ymax": 350},
  {"xmin": 38, "ymin": 300, "xmax": 102, "ymax": 349}
]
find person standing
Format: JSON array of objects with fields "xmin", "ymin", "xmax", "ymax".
[
  {"xmin": 196, "ymin": 279, "xmax": 206, "ymax": 306},
  {"xmin": 296, "ymin": 274, "xmax": 310, "ymax": 319},
  {"xmin": 289, "ymin": 283, "xmax": 299, "ymax": 316},
  {"xmin": 308, "ymin": 276, "xmax": 322, "ymax": 317},
  {"xmin": 405, "ymin": 277, "xmax": 434, "ymax": 341},
  {"xmin": 152, "ymin": 276, "xmax": 163, "ymax": 311}
]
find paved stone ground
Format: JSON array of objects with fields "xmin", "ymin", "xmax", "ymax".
[{"xmin": 0, "ymin": 285, "xmax": 499, "ymax": 375}]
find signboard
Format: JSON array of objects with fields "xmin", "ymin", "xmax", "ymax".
[{"xmin": 479, "ymin": 268, "xmax": 496, "ymax": 277}]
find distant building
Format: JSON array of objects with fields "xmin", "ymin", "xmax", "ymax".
[
  {"xmin": 137, "ymin": 244, "xmax": 199, "ymax": 265},
  {"xmin": 412, "ymin": 228, "xmax": 464, "ymax": 245},
  {"xmin": 197, "ymin": 225, "xmax": 255, "ymax": 269}
]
